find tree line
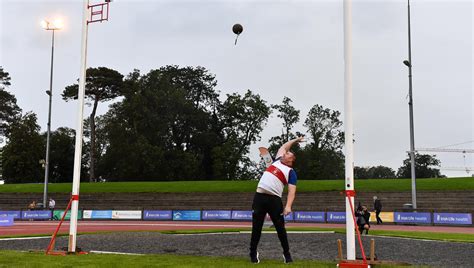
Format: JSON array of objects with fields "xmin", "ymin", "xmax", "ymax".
[{"xmin": 0, "ymin": 65, "xmax": 444, "ymax": 183}]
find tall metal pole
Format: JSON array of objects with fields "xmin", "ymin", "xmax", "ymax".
[
  {"xmin": 343, "ymin": 0, "xmax": 355, "ymax": 260},
  {"xmin": 43, "ymin": 29, "xmax": 55, "ymax": 209},
  {"xmin": 68, "ymin": 0, "xmax": 89, "ymax": 253},
  {"xmin": 406, "ymin": 0, "xmax": 417, "ymax": 209}
]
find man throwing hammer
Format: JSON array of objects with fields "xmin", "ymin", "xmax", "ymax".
[{"xmin": 249, "ymin": 136, "xmax": 304, "ymax": 264}]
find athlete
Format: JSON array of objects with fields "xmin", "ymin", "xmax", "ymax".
[{"xmin": 249, "ymin": 136, "xmax": 304, "ymax": 264}]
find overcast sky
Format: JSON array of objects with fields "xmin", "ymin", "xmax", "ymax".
[{"xmin": 1, "ymin": 0, "xmax": 472, "ymax": 178}]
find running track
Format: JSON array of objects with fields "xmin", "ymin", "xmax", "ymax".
[{"xmin": 1, "ymin": 221, "xmax": 473, "ymax": 236}]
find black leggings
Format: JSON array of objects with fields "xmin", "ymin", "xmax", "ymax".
[{"xmin": 249, "ymin": 192, "xmax": 289, "ymax": 253}]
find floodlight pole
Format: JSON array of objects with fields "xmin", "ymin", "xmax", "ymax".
[
  {"xmin": 343, "ymin": 0, "xmax": 355, "ymax": 260},
  {"xmin": 42, "ymin": 28, "xmax": 56, "ymax": 209},
  {"xmin": 405, "ymin": 0, "xmax": 417, "ymax": 209}
]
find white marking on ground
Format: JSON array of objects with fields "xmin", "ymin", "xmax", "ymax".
[
  {"xmin": 368, "ymin": 235, "xmax": 469, "ymax": 244},
  {"xmin": 0, "ymin": 228, "xmax": 41, "ymax": 231},
  {"xmin": 0, "ymin": 236, "xmax": 50, "ymax": 241},
  {"xmin": 239, "ymin": 231, "xmax": 335, "ymax": 234},
  {"xmin": 172, "ymin": 232, "xmax": 242, "ymax": 236},
  {"xmin": 89, "ymin": 250, "xmax": 144, "ymax": 256}
]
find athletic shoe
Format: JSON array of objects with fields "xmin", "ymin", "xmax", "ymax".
[
  {"xmin": 283, "ymin": 252, "xmax": 293, "ymax": 263},
  {"xmin": 250, "ymin": 251, "xmax": 260, "ymax": 264}
]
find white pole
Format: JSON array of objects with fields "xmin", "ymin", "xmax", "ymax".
[
  {"xmin": 343, "ymin": 0, "xmax": 355, "ymax": 260},
  {"xmin": 406, "ymin": 0, "xmax": 417, "ymax": 210},
  {"xmin": 68, "ymin": 0, "xmax": 89, "ymax": 253}
]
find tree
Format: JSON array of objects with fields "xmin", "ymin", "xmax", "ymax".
[
  {"xmin": 397, "ymin": 153, "xmax": 444, "ymax": 178},
  {"xmin": 0, "ymin": 67, "xmax": 11, "ymax": 86},
  {"xmin": 268, "ymin": 97, "xmax": 302, "ymax": 155},
  {"xmin": 354, "ymin": 165, "xmax": 396, "ymax": 179},
  {"xmin": 45, "ymin": 127, "xmax": 76, "ymax": 182},
  {"xmin": 296, "ymin": 143, "xmax": 344, "ymax": 180},
  {"xmin": 62, "ymin": 67, "xmax": 124, "ymax": 181},
  {"xmin": 304, "ymin": 104, "xmax": 344, "ymax": 151},
  {"xmin": 96, "ymin": 66, "xmax": 271, "ymax": 181},
  {"xmin": 98, "ymin": 66, "xmax": 221, "ymax": 180},
  {"xmin": 354, "ymin": 166, "xmax": 370, "ymax": 179},
  {"xmin": 2, "ymin": 112, "xmax": 43, "ymax": 183},
  {"xmin": 0, "ymin": 67, "xmax": 21, "ymax": 136},
  {"xmin": 216, "ymin": 90, "xmax": 271, "ymax": 179},
  {"xmin": 295, "ymin": 104, "xmax": 345, "ymax": 180}
]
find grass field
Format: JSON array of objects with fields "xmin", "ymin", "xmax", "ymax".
[
  {"xmin": 0, "ymin": 250, "xmax": 337, "ymax": 268},
  {"xmin": 0, "ymin": 177, "xmax": 472, "ymax": 193}
]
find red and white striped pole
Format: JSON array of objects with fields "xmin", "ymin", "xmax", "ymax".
[{"xmin": 343, "ymin": 0, "xmax": 356, "ymax": 260}]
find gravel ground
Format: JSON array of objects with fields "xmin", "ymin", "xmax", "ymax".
[{"xmin": 1, "ymin": 232, "xmax": 473, "ymax": 267}]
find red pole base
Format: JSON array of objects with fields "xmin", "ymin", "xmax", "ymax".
[
  {"xmin": 46, "ymin": 250, "xmax": 89, "ymax": 256},
  {"xmin": 338, "ymin": 260, "xmax": 371, "ymax": 268}
]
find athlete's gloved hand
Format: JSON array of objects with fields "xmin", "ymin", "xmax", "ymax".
[{"xmin": 283, "ymin": 206, "xmax": 292, "ymax": 216}]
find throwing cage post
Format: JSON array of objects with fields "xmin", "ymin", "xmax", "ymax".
[
  {"xmin": 88, "ymin": 1, "xmax": 110, "ymax": 24},
  {"xmin": 67, "ymin": 0, "xmax": 112, "ymax": 254},
  {"xmin": 45, "ymin": 196, "xmax": 87, "ymax": 255},
  {"xmin": 337, "ymin": 190, "xmax": 370, "ymax": 268}
]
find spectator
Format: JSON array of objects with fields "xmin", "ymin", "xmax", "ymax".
[
  {"xmin": 356, "ymin": 205, "xmax": 371, "ymax": 235},
  {"xmin": 48, "ymin": 198, "xmax": 56, "ymax": 210},
  {"xmin": 373, "ymin": 196, "xmax": 383, "ymax": 224},
  {"xmin": 27, "ymin": 200, "xmax": 36, "ymax": 210}
]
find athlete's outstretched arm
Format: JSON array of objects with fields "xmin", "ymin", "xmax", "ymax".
[{"xmin": 276, "ymin": 136, "xmax": 305, "ymax": 158}]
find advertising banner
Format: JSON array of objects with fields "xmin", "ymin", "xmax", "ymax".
[
  {"xmin": 172, "ymin": 210, "xmax": 201, "ymax": 221},
  {"xmin": 231, "ymin": 210, "xmax": 252, "ymax": 221},
  {"xmin": 83, "ymin": 210, "xmax": 113, "ymax": 219},
  {"xmin": 21, "ymin": 210, "xmax": 52, "ymax": 220},
  {"xmin": 0, "ymin": 216, "xmax": 14, "ymax": 226},
  {"xmin": 143, "ymin": 210, "xmax": 173, "ymax": 220},
  {"xmin": 112, "ymin": 210, "xmax": 142, "ymax": 220},
  {"xmin": 284, "ymin": 212, "xmax": 294, "ymax": 221},
  {"xmin": 53, "ymin": 210, "xmax": 83, "ymax": 220},
  {"xmin": 294, "ymin": 212, "xmax": 325, "ymax": 222},
  {"xmin": 394, "ymin": 212, "xmax": 431, "ymax": 224},
  {"xmin": 0, "ymin": 211, "xmax": 21, "ymax": 219},
  {"xmin": 327, "ymin": 212, "xmax": 346, "ymax": 223},
  {"xmin": 434, "ymin": 213, "xmax": 472, "ymax": 225},
  {"xmin": 369, "ymin": 212, "xmax": 394, "ymax": 223},
  {"xmin": 202, "ymin": 210, "xmax": 231, "ymax": 220}
]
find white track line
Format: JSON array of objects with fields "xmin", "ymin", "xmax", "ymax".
[
  {"xmin": 239, "ymin": 231, "xmax": 335, "ymax": 234},
  {"xmin": 0, "ymin": 236, "xmax": 50, "ymax": 241},
  {"xmin": 174, "ymin": 231, "xmax": 335, "ymax": 235},
  {"xmin": 368, "ymin": 235, "xmax": 471, "ymax": 244},
  {"xmin": 89, "ymin": 250, "xmax": 144, "ymax": 256},
  {"xmin": 172, "ymin": 232, "xmax": 241, "ymax": 236}
]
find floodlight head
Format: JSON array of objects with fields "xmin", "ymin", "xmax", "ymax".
[
  {"xmin": 41, "ymin": 20, "xmax": 48, "ymax": 29},
  {"xmin": 403, "ymin": 60, "xmax": 411, "ymax": 67},
  {"xmin": 53, "ymin": 19, "xmax": 63, "ymax": 30},
  {"xmin": 41, "ymin": 19, "xmax": 62, "ymax": 30}
]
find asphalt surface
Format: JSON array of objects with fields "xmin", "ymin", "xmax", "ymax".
[{"xmin": 0, "ymin": 232, "xmax": 473, "ymax": 267}]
